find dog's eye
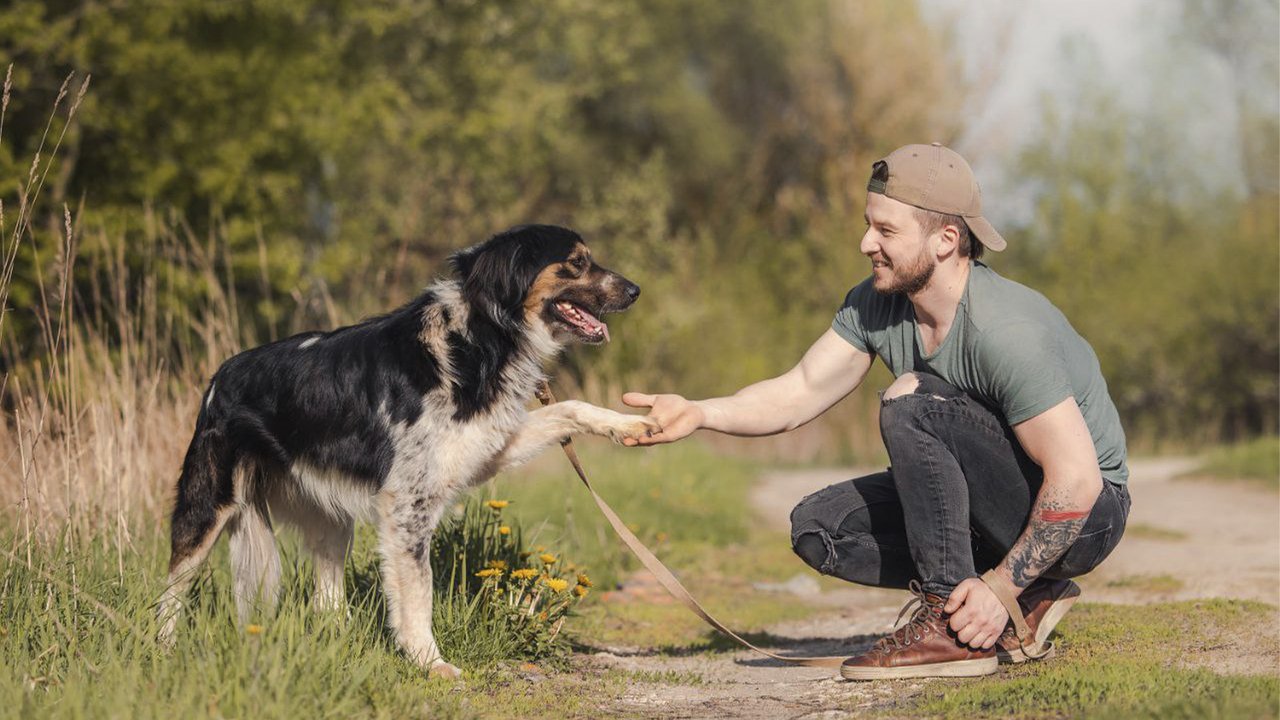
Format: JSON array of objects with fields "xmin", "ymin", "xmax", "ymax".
[{"xmin": 572, "ymin": 258, "xmax": 588, "ymax": 273}]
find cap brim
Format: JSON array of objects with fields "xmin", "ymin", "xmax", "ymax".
[{"xmin": 965, "ymin": 215, "xmax": 1006, "ymax": 252}]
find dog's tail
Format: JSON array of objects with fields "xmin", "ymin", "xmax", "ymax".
[{"xmin": 158, "ymin": 381, "xmax": 245, "ymax": 644}]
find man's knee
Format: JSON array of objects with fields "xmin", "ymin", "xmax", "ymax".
[
  {"xmin": 882, "ymin": 372, "xmax": 923, "ymax": 402},
  {"xmin": 790, "ymin": 494, "xmax": 839, "ymax": 574}
]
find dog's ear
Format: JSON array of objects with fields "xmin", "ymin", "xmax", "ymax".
[{"xmin": 451, "ymin": 234, "xmax": 540, "ymax": 327}]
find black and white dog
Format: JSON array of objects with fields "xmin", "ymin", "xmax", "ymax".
[{"xmin": 157, "ymin": 225, "xmax": 658, "ymax": 677}]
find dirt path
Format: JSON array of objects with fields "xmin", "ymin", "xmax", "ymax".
[{"xmin": 592, "ymin": 458, "xmax": 1280, "ymax": 719}]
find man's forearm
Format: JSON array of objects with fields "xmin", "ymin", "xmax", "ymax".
[
  {"xmin": 994, "ymin": 474, "xmax": 1101, "ymax": 590},
  {"xmin": 695, "ymin": 377, "xmax": 812, "ymax": 437}
]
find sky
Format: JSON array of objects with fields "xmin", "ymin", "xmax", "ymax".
[{"xmin": 917, "ymin": 0, "xmax": 1272, "ymax": 226}]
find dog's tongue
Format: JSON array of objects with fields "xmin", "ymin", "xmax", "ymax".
[{"xmin": 578, "ymin": 307, "xmax": 609, "ymax": 342}]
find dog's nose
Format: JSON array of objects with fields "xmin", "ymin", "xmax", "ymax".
[{"xmin": 625, "ymin": 282, "xmax": 640, "ymax": 301}]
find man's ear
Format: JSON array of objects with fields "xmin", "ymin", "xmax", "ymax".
[{"xmin": 935, "ymin": 222, "xmax": 962, "ymax": 259}]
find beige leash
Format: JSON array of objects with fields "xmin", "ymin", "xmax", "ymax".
[
  {"xmin": 981, "ymin": 570, "xmax": 1052, "ymax": 660},
  {"xmin": 536, "ymin": 381, "xmax": 846, "ymax": 668}
]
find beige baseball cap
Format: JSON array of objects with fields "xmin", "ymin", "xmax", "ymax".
[{"xmin": 867, "ymin": 142, "xmax": 1006, "ymax": 252}]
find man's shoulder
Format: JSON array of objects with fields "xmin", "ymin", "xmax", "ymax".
[{"xmin": 965, "ymin": 263, "xmax": 1068, "ymax": 335}]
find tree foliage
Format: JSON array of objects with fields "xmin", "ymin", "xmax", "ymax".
[{"xmin": 1, "ymin": 0, "xmax": 1273, "ymax": 449}]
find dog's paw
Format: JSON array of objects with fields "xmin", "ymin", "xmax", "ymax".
[
  {"xmin": 428, "ymin": 659, "xmax": 463, "ymax": 680},
  {"xmin": 607, "ymin": 414, "xmax": 661, "ymax": 444}
]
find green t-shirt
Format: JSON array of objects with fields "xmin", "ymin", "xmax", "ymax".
[{"xmin": 832, "ymin": 262, "xmax": 1129, "ymax": 485}]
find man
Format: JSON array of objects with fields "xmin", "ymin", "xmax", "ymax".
[{"xmin": 621, "ymin": 143, "xmax": 1130, "ymax": 680}]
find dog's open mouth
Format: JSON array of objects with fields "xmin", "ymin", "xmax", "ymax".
[{"xmin": 552, "ymin": 299, "xmax": 610, "ymax": 343}]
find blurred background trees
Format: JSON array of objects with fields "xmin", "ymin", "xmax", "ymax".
[{"xmin": 1, "ymin": 0, "xmax": 1275, "ymax": 459}]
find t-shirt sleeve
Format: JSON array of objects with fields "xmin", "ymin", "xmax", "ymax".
[
  {"xmin": 975, "ymin": 322, "xmax": 1074, "ymax": 425},
  {"xmin": 832, "ymin": 279, "xmax": 875, "ymax": 354}
]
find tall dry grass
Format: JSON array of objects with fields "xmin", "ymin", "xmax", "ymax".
[{"xmin": 0, "ymin": 68, "xmax": 254, "ymax": 562}]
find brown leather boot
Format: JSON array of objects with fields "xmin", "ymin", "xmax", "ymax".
[
  {"xmin": 995, "ymin": 577, "xmax": 1081, "ymax": 664},
  {"xmin": 841, "ymin": 581, "xmax": 998, "ymax": 680}
]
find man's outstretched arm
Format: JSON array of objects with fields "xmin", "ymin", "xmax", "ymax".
[
  {"xmin": 621, "ymin": 328, "xmax": 873, "ymax": 446},
  {"xmin": 946, "ymin": 397, "xmax": 1104, "ymax": 648}
]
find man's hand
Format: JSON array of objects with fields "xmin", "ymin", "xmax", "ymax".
[
  {"xmin": 620, "ymin": 392, "xmax": 704, "ymax": 446},
  {"xmin": 944, "ymin": 578, "xmax": 1009, "ymax": 650}
]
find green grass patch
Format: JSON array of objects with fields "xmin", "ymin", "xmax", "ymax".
[
  {"xmin": 1103, "ymin": 573, "xmax": 1185, "ymax": 594},
  {"xmin": 885, "ymin": 599, "xmax": 1280, "ymax": 719},
  {"xmin": 0, "ymin": 441, "xmax": 821, "ymax": 718},
  {"xmin": 489, "ymin": 441, "xmax": 760, "ymax": 589},
  {"xmin": 1188, "ymin": 436, "xmax": 1280, "ymax": 490},
  {"xmin": 571, "ymin": 535, "xmax": 822, "ymax": 650},
  {"xmin": 1125, "ymin": 523, "xmax": 1189, "ymax": 541},
  {"xmin": 619, "ymin": 668, "xmax": 706, "ymax": 685},
  {"xmin": 0, "ymin": 522, "xmax": 620, "ymax": 719},
  {"xmin": 486, "ymin": 441, "xmax": 826, "ymax": 650}
]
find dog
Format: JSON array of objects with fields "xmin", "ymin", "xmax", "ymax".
[{"xmin": 156, "ymin": 224, "xmax": 659, "ymax": 677}]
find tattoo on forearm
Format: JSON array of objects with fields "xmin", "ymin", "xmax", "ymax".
[{"xmin": 1002, "ymin": 493, "xmax": 1089, "ymax": 588}]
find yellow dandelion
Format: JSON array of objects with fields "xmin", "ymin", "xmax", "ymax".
[
  {"xmin": 486, "ymin": 500, "xmax": 509, "ymax": 510},
  {"xmin": 486, "ymin": 559, "xmax": 508, "ymax": 570},
  {"xmin": 511, "ymin": 568, "xmax": 539, "ymax": 580},
  {"xmin": 246, "ymin": 624, "xmax": 264, "ymax": 635},
  {"xmin": 576, "ymin": 573, "xmax": 593, "ymax": 588},
  {"xmin": 475, "ymin": 568, "xmax": 503, "ymax": 579},
  {"xmin": 539, "ymin": 553, "xmax": 558, "ymax": 565},
  {"xmin": 573, "ymin": 585, "xmax": 589, "ymax": 598},
  {"xmin": 498, "ymin": 526, "xmax": 511, "ymax": 535},
  {"xmin": 543, "ymin": 577, "xmax": 569, "ymax": 593}
]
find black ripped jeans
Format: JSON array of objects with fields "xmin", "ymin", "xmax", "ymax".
[{"xmin": 790, "ymin": 372, "xmax": 1130, "ymax": 597}]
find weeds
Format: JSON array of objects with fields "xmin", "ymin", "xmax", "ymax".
[
  {"xmin": 430, "ymin": 498, "xmax": 591, "ymax": 668},
  {"xmin": 1188, "ymin": 436, "xmax": 1280, "ymax": 490}
]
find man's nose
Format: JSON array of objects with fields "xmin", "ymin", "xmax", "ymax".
[{"xmin": 860, "ymin": 229, "xmax": 878, "ymax": 256}]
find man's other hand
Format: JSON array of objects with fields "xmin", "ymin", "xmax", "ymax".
[
  {"xmin": 620, "ymin": 393, "xmax": 704, "ymax": 446},
  {"xmin": 944, "ymin": 578, "xmax": 1009, "ymax": 650}
]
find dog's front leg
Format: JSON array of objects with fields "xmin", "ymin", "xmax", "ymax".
[
  {"xmin": 376, "ymin": 488, "xmax": 461, "ymax": 680},
  {"xmin": 496, "ymin": 400, "xmax": 660, "ymax": 472}
]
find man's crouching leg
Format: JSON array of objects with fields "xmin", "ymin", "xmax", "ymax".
[{"xmin": 840, "ymin": 372, "xmax": 1000, "ymax": 680}]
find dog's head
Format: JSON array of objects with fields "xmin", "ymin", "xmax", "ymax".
[{"xmin": 449, "ymin": 225, "xmax": 640, "ymax": 344}]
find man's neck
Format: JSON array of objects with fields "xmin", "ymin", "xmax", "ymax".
[{"xmin": 909, "ymin": 259, "xmax": 971, "ymax": 330}]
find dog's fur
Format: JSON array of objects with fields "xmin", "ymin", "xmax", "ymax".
[{"xmin": 156, "ymin": 225, "xmax": 658, "ymax": 676}]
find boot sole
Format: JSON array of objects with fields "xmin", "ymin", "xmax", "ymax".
[
  {"xmin": 997, "ymin": 582, "xmax": 1081, "ymax": 664},
  {"xmin": 840, "ymin": 656, "xmax": 998, "ymax": 681}
]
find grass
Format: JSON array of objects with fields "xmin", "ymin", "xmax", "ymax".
[
  {"xmin": 489, "ymin": 440, "xmax": 761, "ymax": 589},
  {"xmin": 1125, "ymin": 523, "xmax": 1190, "ymax": 541},
  {"xmin": 0, "ymin": 524, "xmax": 626, "ymax": 720},
  {"xmin": 1103, "ymin": 573, "xmax": 1185, "ymax": 594},
  {"xmin": 883, "ymin": 599, "xmax": 1280, "ymax": 719},
  {"xmin": 1187, "ymin": 436, "xmax": 1280, "ymax": 490},
  {"xmin": 488, "ymin": 441, "xmax": 825, "ymax": 649},
  {"xmin": 0, "ymin": 441, "xmax": 822, "ymax": 719}
]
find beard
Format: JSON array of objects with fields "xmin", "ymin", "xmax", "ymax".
[{"xmin": 873, "ymin": 244, "xmax": 935, "ymax": 296}]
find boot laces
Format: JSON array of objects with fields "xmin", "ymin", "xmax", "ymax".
[{"xmin": 876, "ymin": 580, "xmax": 943, "ymax": 653}]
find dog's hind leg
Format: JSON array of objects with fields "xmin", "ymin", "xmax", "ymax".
[
  {"xmin": 228, "ymin": 489, "xmax": 281, "ymax": 624},
  {"xmin": 298, "ymin": 512, "xmax": 353, "ymax": 614},
  {"xmin": 376, "ymin": 486, "xmax": 461, "ymax": 679}
]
